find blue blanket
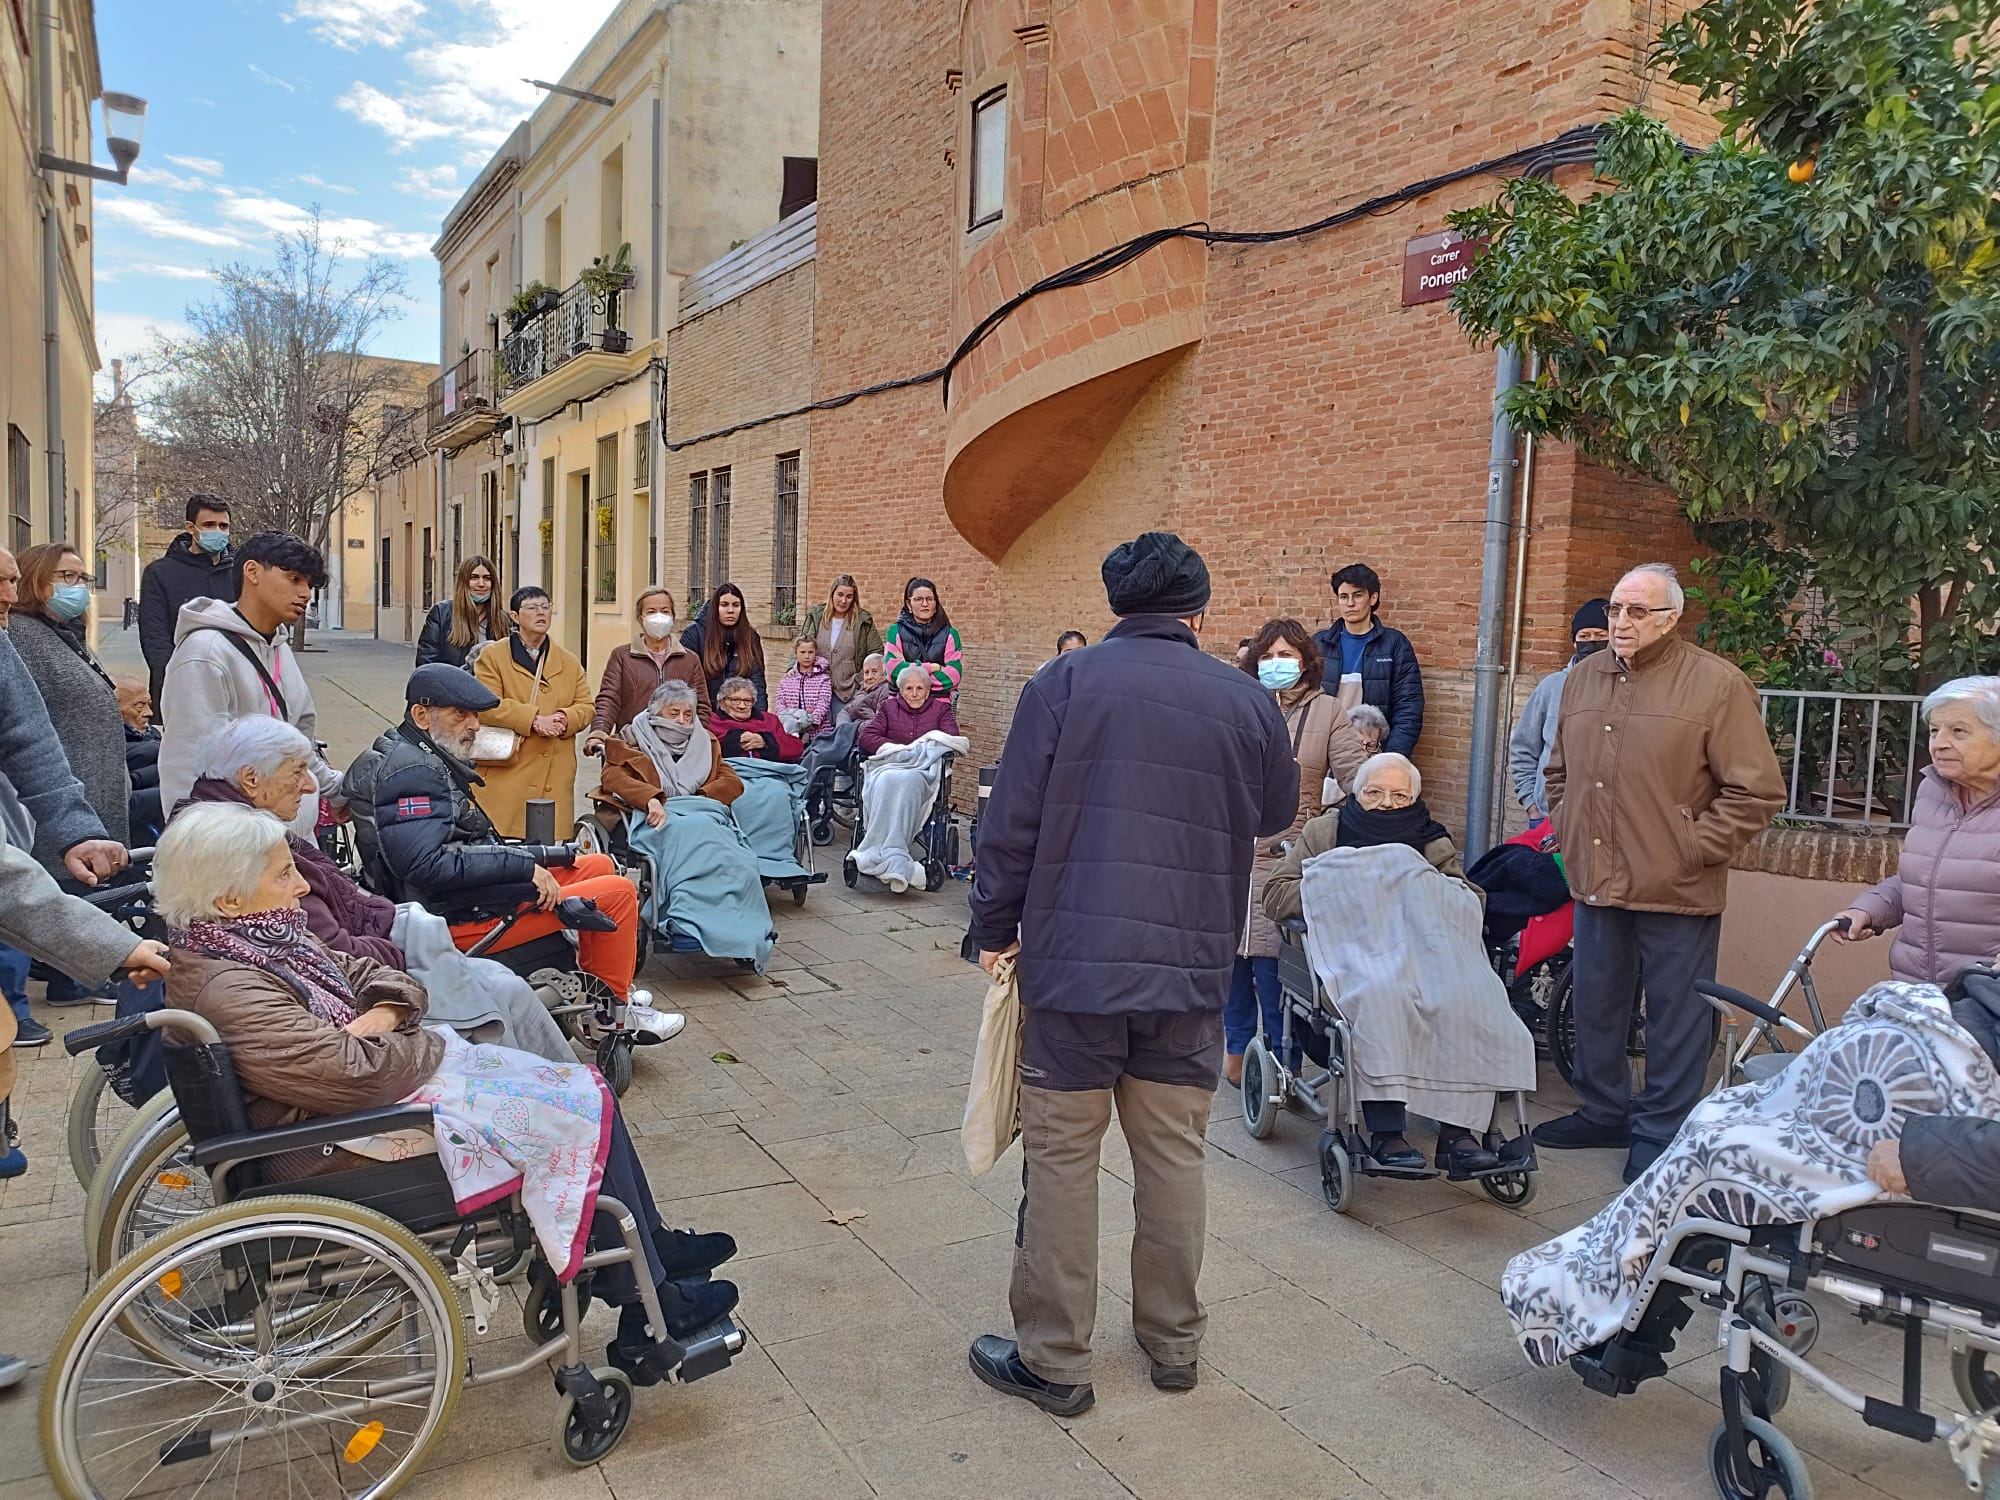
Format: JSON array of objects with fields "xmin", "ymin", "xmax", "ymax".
[
  {"xmin": 728, "ymin": 759, "xmax": 813, "ymax": 880},
  {"xmin": 625, "ymin": 797, "xmax": 775, "ymax": 972}
]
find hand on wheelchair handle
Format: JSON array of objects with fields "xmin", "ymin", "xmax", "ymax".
[
  {"xmin": 121, "ymin": 939, "xmax": 170, "ymax": 988},
  {"xmin": 64, "ymin": 839, "xmax": 129, "ymax": 887},
  {"xmin": 530, "ymin": 865, "xmax": 562, "ymax": 911}
]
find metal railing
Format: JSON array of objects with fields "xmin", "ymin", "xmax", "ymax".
[
  {"xmin": 500, "ymin": 277, "xmax": 631, "ymax": 391},
  {"xmin": 425, "ymin": 349, "xmax": 500, "ymax": 437},
  {"xmin": 1757, "ymin": 689, "xmax": 1925, "ymax": 829}
]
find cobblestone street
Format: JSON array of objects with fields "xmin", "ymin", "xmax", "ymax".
[{"xmin": 0, "ymin": 633, "xmax": 1959, "ymax": 1500}]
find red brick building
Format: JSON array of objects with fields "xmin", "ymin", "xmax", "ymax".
[{"xmin": 806, "ymin": 0, "xmax": 1708, "ymax": 833}]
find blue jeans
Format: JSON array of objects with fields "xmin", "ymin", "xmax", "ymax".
[
  {"xmin": 1223, "ymin": 956, "xmax": 1282, "ymax": 1057},
  {"xmin": 0, "ymin": 943, "xmax": 28, "ymax": 1022}
]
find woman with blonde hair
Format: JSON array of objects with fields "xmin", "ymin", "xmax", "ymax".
[
  {"xmin": 586, "ymin": 586, "xmax": 711, "ymax": 756},
  {"xmin": 802, "ymin": 574, "xmax": 884, "ymax": 709},
  {"xmin": 417, "ymin": 555, "xmax": 507, "ymax": 669}
]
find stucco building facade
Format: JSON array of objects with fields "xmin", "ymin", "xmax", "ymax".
[{"xmin": 805, "ymin": 0, "xmax": 1710, "ymax": 830}]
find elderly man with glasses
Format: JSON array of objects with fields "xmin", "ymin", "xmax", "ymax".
[{"xmin": 1530, "ymin": 562, "xmax": 1784, "ymax": 1183}]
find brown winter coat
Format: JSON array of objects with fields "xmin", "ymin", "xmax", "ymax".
[
  {"xmin": 472, "ymin": 635, "xmax": 594, "ymax": 837},
  {"xmin": 1241, "ymin": 686, "xmax": 1369, "ymax": 958},
  {"xmin": 164, "ymin": 944, "xmax": 442, "ymax": 1182},
  {"xmin": 589, "ymin": 636, "xmax": 711, "ymax": 739},
  {"xmin": 1545, "ymin": 633, "xmax": 1784, "ymax": 916},
  {"xmin": 588, "ymin": 731, "xmax": 744, "ymax": 820}
]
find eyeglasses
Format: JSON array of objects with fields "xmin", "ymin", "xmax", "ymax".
[
  {"xmin": 1364, "ymin": 789, "xmax": 1416, "ymax": 807},
  {"xmin": 51, "ymin": 569, "xmax": 89, "ymax": 586},
  {"xmin": 1606, "ymin": 602, "xmax": 1672, "ymax": 621}
]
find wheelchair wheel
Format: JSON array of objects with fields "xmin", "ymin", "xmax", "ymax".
[
  {"xmin": 842, "ymin": 855, "xmax": 858, "ymax": 888},
  {"xmin": 1317, "ymin": 1130, "xmax": 1352, "ymax": 1214},
  {"xmin": 1954, "ymin": 1346, "xmax": 2000, "ymax": 1414},
  {"xmin": 65, "ymin": 1063, "xmax": 131, "ymax": 1191},
  {"xmin": 1546, "ymin": 971, "xmax": 1646, "ymax": 1088},
  {"xmin": 924, "ymin": 857, "xmax": 947, "ymax": 891},
  {"xmin": 1707, "ymin": 1415, "xmax": 1810, "ymax": 1500},
  {"xmin": 91, "ymin": 1113, "xmax": 208, "ymax": 1280},
  {"xmin": 792, "ymin": 881, "xmax": 809, "ymax": 906},
  {"xmin": 1240, "ymin": 1038, "xmax": 1278, "ymax": 1139},
  {"xmin": 597, "ymin": 1034, "xmax": 634, "ymax": 1097},
  {"xmin": 554, "ymin": 1367, "xmax": 634, "ymax": 1466},
  {"xmin": 1479, "ymin": 1165, "xmax": 1538, "ymax": 1210},
  {"xmin": 42, "ymin": 1195, "xmax": 463, "ymax": 1500},
  {"xmin": 84, "ymin": 1092, "xmax": 193, "ymax": 1276}
]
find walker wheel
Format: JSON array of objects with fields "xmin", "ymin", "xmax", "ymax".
[
  {"xmin": 596, "ymin": 1035, "xmax": 634, "ymax": 1097},
  {"xmin": 554, "ymin": 1367, "xmax": 633, "ymax": 1466},
  {"xmin": 1955, "ymin": 1346, "xmax": 2000, "ymax": 1415},
  {"xmin": 1240, "ymin": 1038, "xmax": 1278, "ymax": 1140},
  {"xmin": 792, "ymin": 882, "xmax": 809, "ymax": 907},
  {"xmin": 1317, "ymin": 1130, "xmax": 1353, "ymax": 1214},
  {"xmin": 1741, "ymin": 1297, "xmax": 1794, "ymax": 1416},
  {"xmin": 842, "ymin": 856, "xmax": 858, "ymax": 888},
  {"xmin": 1708, "ymin": 1415, "xmax": 1810, "ymax": 1500}
]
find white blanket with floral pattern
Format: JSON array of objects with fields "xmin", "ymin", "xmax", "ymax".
[{"xmin": 1502, "ymin": 981, "xmax": 2000, "ymax": 1366}]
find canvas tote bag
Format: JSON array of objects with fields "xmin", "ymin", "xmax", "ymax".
[{"xmin": 961, "ymin": 952, "xmax": 1022, "ymax": 1176}]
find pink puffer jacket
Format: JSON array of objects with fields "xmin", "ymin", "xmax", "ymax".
[{"xmin": 1850, "ymin": 769, "xmax": 2000, "ymax": 985}]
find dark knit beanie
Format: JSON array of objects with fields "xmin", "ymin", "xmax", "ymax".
[
  {"xmin": 1101, "ymin": 532, "xmax": 1212, "ymax": 618},
  {"xmin": 1571, "ymin": 598, "xmax": 1610, "ymax": 639}
]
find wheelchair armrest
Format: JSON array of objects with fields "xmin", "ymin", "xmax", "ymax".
[
  {"xmin": 65, "ymin": 1008, "xmax": 218, "ymax": 1055},
  {"xmin": 1277, "ymin": 917, "xmax": 1307, "ymax": 943},
  {"xmin": 190, "ymin": 1104, "xmax": 438, "ymax": 1168}
]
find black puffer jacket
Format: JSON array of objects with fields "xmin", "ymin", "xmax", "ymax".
[
  {"xmin": 680, "ymin": 604, "xmax": 769, "ymax": 713},
  {"xmin": 968, "ymin": 615, "xmax": 1298, "ymax": 1016},
  {"xmin": 415, "ymin": 600, "xmax": 496, "ymax": 669},
  {"xmin": 1902, "ymin": 977, "xmax": 2000, "ymax": 1212},
  {"xmin": 1313, "ymin": 618, "xmax": 1425, "ymax": 756},
  {"xmin": 137, "ymin": 534, "xmax": 237, "ymax": 710},
  {"xmin": 357, "ymin": 723, "xmax": 539, "ymax": 920}
]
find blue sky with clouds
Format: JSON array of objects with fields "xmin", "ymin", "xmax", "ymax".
[{"xmin": 92, "ymin": 0, "xmax": 623, "ymax": 377}]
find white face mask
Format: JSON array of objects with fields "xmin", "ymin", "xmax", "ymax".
[{"xmin": 641, "ymin": 612, "xmax": 674, "ymax": 640}]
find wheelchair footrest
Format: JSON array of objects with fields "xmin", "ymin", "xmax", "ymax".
[
  {"xmin": 677, "ymin": 1318, "xmax": 746, "ymax": 1383},
  {"xmin": 1570, "ymin": 1337, "xmax": 1670, "ymax": 1397}
]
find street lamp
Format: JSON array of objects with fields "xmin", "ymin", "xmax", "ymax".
[{"xmin": 41, "ymin": 91, "xmax": 148, "ymax": 185}]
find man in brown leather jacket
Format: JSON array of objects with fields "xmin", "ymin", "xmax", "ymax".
[{"xmin": 1531, "ymin": 563, "xmax": 1785, "ymax": 1183}]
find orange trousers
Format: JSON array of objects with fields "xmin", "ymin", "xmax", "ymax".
[{"xmin": 450, "ymin": 852, "xmax": 640, "ymax": 998}]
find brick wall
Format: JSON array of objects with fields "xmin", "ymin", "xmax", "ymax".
[
  {"xmin": 664, "ymin": 259, "xmax": 814, "ymax": 657},
  {"xmin": 810, "ymin": 0, "xmax": 1723, "ymax": 828}
]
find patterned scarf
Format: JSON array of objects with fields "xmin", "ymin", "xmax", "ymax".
[{"xmin": 176, "ymin": 906, "xmax": 361, "ymax": 1027}]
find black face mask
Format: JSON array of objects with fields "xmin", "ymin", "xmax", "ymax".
[{"xmin": 1572, "ymin": 640, "xmax": 1608, "ymax": 662}]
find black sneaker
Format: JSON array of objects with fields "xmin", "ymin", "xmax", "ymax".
[
  {"xmin": 10, "ymin": 1016, "xmax": 51, "ymax": 1048},
  {"xmin": 968, "ymin": 1335, "xmax": 1094, "ymax": 1416},
  {"xmin": 660, "ymin": 1276, "xmax": 739, "ymax": 1339},
  {"xmin": 1531, "ymin": 1110, "xmax": 1631, "ymax": 1150},
  {"xmin": 1622, "ymin": 1137, "xmax": 1668, "ymax": 1185},
  {"xmin": 1149, "ymin": 1359, "xmax": 1197, "ymax": 1392},
  {"xmin": 655, "ymin": 1227, "xmax": 737, "ymax": 1281}
]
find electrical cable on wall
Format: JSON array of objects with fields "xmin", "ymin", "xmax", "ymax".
[{"xmin": 661, "ymin": 122, "xmax": 1607, "ymax": 453}]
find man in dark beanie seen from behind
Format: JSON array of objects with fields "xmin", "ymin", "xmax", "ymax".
[{"xmin": 966, "ymin": 531, "xmax": 1297, "ymax": 1415}]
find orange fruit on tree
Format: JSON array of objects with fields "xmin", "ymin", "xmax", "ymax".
[{"xmin": 1788, "ymin": 158, "xmax": 1816, "ymax": 183}]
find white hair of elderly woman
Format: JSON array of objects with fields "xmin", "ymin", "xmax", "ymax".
[
  {"xmin": 1346, "ymin": 703, "xmax": 1389, "ymax": 740},
  {"xmin": 195, "ymin": 715, "xmax": 313, "ymax": 784},
  {"xmin": 863, "ymin": 652, "xmax": 885, "ymax": 668},
  {"xmin": 1922, "ymin": 675, "xmax": 2000, "ymax": 738},
  {"xmin": 154, "ymin": 801, "xmax": 292, "ymax": 929},
  {"xmin": 648, "ymin": 679, "xmax": 698, "ymax": 713},
  {"xmin": 1352, "ymin": 751, "xmax": 1422, "ymax": 799}
]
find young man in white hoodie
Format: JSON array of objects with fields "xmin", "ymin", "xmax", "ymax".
[{"xmin": 156, "ymin": 532, "xmax": 342, "ymax": 820}]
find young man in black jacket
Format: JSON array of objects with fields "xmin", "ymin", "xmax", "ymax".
[
  {"xmin": 967, "ymin": 532, "xmax": 1298, "ymax": 1415},
  {"xmin": 1312, "ymin": 562, "xmax": 1425, "ymax": 757},
  {"xmin": 136, "ymin": 494, "xmax": 236, "ymax": 716}
]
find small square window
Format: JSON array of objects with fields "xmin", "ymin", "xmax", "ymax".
[{"xmin": 970, "ymin": 88, "xmax": 1007, "ymax": 230}]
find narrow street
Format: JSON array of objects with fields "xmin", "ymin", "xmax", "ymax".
[{"xmin": 0, "ymin": 634, "xmax": 1951, "ymax": 1500}]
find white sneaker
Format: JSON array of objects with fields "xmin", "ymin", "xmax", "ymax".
[{"xmin": 625, "ymin": 1003, "xmax": 686, "ymax": 1045}]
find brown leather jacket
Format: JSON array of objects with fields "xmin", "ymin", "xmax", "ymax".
[
  {"xmin": 588, "ymin": 731, "xmax": 744, "ymax": 819},
  {"xmin": 589, "ymin": 637, "xmax": 711, "ymax": 739},
  {"xmin": 1545, "ymin": 633, "xmax": 1783, "ymax": 916},
  {"xmin": 165, "ymin": 944, "xmax": 442, "ymax": 1182}
]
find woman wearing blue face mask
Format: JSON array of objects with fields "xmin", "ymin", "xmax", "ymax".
[
  {"xmin": 10, "ymin": 544, "xmax": 133, "ymax": 859},
  {"xmin": 1223, "ymin": 617, "xmax": 1368, "ymax": 1087},
  {"xmin": 416, "ymin": 555, "xmax": 507, "ymax": 669}
]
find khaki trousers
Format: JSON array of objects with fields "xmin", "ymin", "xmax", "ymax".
[{"xmin": 1010, "ymin": 1074, "xmax": 1215, "ymax": 1385}]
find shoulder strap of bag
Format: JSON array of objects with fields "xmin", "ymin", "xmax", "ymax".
[{"xmin": 220, "ymin": 632, "xmax": 290, "ymax": 720}]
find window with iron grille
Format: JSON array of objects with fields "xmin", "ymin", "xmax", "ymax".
[
  {"xmin": 688, "ymin": 471, "xmax": 708, "ymax": 604},
  {"xmin": 594, "ymin": 433, "xmax": 619, "ymax": 603},
  {"xmin": 7, "ymin": 426, "xmax": 29, "ymax": 553},
  {"xmin": 421, "ymin": 526, "xmax": 435, "ymax": 608},
  {"xmin": 450, "ymin": 504, "xmax": 463, "ymax": 576},
  {"xmin": 709, "ymin": 466, "xmax": 731, "ymax": 589},
  {"xmin": 379, "ymin": 536, "xmax": 392, "ymax": 604},
  {"xmin": 632, "ymin": 420, "xmax": 651, "ymax": 489},
  {"xmin": 774, "ymin": 452, "xmax": 800, "ymax": 618},
  {"xmin": 540, "ymin": 456, "xmax": 556, "ymax": 588}
]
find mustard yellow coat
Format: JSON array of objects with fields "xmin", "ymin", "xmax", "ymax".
[{"xmin": 471, "ymin": 636, "xmax": 593, "ymax": 837}]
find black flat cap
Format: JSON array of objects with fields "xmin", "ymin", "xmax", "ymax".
[
  {"xmin": 406, "ymin": 663, "xmax": 499, "ymax": 712},
  {"xmin": 1101, "ymin": 531, "xmax": 1212, "ymax": 618}
]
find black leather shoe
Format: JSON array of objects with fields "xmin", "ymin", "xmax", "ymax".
[
  {"xmin": 655, "ymin": 1277, "xmax": 740, "ymax": 1340},
  {"xmin": 656, "ymin": 1227, "xmax": 737, "ymax": 1281},
  {"xmin": 1436, "ymin": 1133, "xmax": 1502, "ymax": 1177},
  {"xmin": 1369, "ymin": 1134, "xmax": 1428, "ymax": 1171},
  {"xmin": 1531, "ymin": 1111, "xmax": 1631, "ymax": 1150},
  {"xmin": 1150, "ymin": 1359, "xmax": 1197, "ymax": 1392},
  {"xmin": 1622, "ymin": 1137, "xmax": 1668, "ymax": 1185},
  {"xmin": 968, "ymin": 1335, "xmax": 1094, "ymax": 1416}
]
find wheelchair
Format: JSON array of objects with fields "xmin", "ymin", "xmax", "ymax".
[
  {"xmin": 1250, "ymin": 918, "xmax": 1539, "ymax": 1215},
  {"xmin": 803, "ymin": 720, "xmax": 861, "ymax": 846},
  {"xmin": 842, "ymin": 750, "xmax": 961, "ymax": 892},
  {"xmin": 43, "ymin": 1007, "xmax": 745, "ymax": 1499}
]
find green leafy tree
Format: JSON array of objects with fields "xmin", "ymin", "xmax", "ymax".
[{"xmin": 1450, "ymin": 0, "xmax": 2000, "ymax": 684}]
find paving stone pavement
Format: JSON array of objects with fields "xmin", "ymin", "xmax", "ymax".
[{"xmin": 0, "ymin": 632, "xmax": 1950, "ymax": 1498}]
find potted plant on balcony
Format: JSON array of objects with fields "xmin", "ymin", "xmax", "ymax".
[
  {"xmin": 506, "ymin": 281, "xmax": 554, "ymax": 332},
  {"xmin": 580, "ymin": 243, "xmax": 635, "ymax": 353}
]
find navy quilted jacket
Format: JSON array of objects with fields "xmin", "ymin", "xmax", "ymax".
[{"xmin": 968, "ymin": 615, "xmax": 1298, "ymax": 1016}]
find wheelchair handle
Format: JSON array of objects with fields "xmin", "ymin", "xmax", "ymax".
[
  {"xmin": 64, "ymin": 1007, "xmax": 220, "ymax": 1056},
  {"xmin": 124, "ymin": 846, "xmax": 156, "ymax": 867},
  {"xmin": 78, "ymin": 880, "xmax": 152, "ymax": 911},
  {"xmin": 1696, "ymin": 981, "xmax": 1813, "ymax": 1037},
  {"xmin": 515, "ymin": 843, "xmax": 578, "ymax": 867}
]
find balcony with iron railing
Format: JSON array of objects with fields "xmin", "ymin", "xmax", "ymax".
[
  {"xmin": 498, "ymin": 273, "xmax": 639, "ymax": 423},
  {"xmin": 425, "ymin": 349, "xmax": 504, "ymax": 451}
]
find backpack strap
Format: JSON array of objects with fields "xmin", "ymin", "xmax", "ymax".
[{"xmin": 220, "ymin": 632, "xmax": 289, "ymax": 721}]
